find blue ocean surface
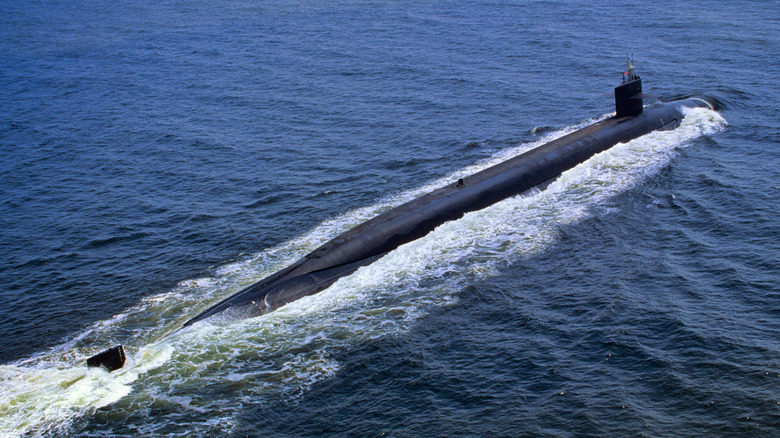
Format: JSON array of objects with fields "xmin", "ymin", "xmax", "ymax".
[{"xmin": 1, "ymin": 0, "xmax": 778, "ymax": 436}]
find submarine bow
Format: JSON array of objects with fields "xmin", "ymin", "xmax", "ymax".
[{"xmin": 181, "ymin": 97, "xmax": 712, "ymax": 328}]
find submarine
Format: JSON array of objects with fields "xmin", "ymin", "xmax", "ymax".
[{"xmin": 88, "ymin": 59, "xmax": 712, "ymax": 371}]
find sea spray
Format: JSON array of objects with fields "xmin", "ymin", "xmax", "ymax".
[{"xmin": 0, "ymin": 107, "xmax": 726, "ymax": 437}]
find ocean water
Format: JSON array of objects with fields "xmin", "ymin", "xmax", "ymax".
[{"xmin": 1, "ymin": 0, "xmax": 778, "ymax": 436}]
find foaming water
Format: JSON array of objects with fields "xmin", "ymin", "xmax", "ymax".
[{"xmin": 0, "ymin": 108, "xmax": 726, "ymax": 437}]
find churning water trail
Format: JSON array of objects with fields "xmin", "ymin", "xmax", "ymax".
[{"xmin": 0, "ymin": 108, "xmax": 726, "ymax": 437}]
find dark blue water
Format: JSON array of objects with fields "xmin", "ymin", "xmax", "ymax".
[{"xmin": 1, "ymin": 1, "xmax": 778, "ymax": 436}]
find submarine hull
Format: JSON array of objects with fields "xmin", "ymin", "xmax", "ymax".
[{"xmin": 182, "ymin": 98, "xmax": 711, "ymax": 327}]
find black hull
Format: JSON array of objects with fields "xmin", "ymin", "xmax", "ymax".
[{"xmin": 182, "ymin": 98, "xmax": 710, "ymax": 328}]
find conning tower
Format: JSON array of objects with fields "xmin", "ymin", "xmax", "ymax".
[{"xmin": 614, "ymin": 56, "xmax": 643, "ymax": 118}]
